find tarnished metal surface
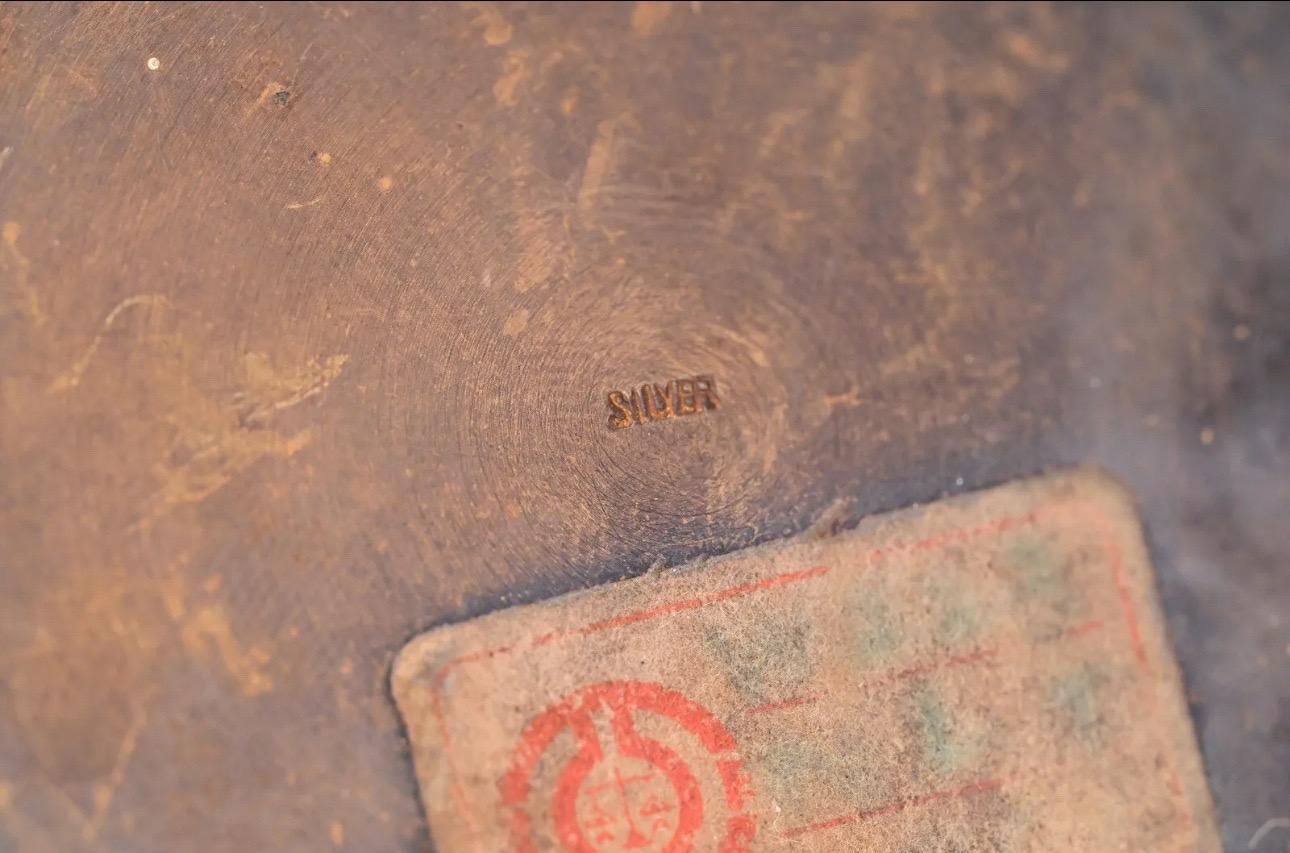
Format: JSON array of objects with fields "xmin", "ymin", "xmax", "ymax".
[{"xmin": 1, "ymin": 3, "xmax": 1287, "ymax": 850}]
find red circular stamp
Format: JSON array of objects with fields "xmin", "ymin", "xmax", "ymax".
[{"xmin": 501, "ymin": 681, "xmax": 755, "ymax": 852}]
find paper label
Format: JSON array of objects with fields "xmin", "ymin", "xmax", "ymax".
[{"xmin": 392, "ymin": 468, "xmax": 1218, "ymax": 851}]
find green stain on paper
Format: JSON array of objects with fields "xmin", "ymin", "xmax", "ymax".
[
  {"xmin": 913, "ymin": 685, "xmax": 984, "ymax": 777},
  {"xmin": 702, "ymin": 610, "xmax": 810, "ymax": 703},
  {"xmin": 929, "ymin": 574, "xmax": 993, "ymax": 647},
  {"xmin": 1004, "ymin": 533, "xmax": 1089, "ymax": 631},
  {"xmin": 1006, "ymin": 535, "xmax": 1066, "ymax": 604},
  {"xmin": 852, "ymin": 594, "xmax": 902, "ymax": 663},
  {"xmin": 1048, "ymin": 664, "xmax": 1110, "ymax": 748}
]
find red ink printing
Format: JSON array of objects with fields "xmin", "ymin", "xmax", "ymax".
[{"xmin": 503, "ymin": 681, "xmax": 755, "ymax": 852}]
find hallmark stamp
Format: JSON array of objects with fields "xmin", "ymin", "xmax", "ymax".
[{"xmin": 607, "ymin": 375, "xmax": 720, "ymax": 430}]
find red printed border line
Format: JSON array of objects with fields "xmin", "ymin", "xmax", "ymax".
[
  {"xmin": 781, "ymin": 776, "xmax": 1013, "ymax": 840},
  {"xmin": 422, "ymin": 504, "xmax": 1196, "ymax": 847}
]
